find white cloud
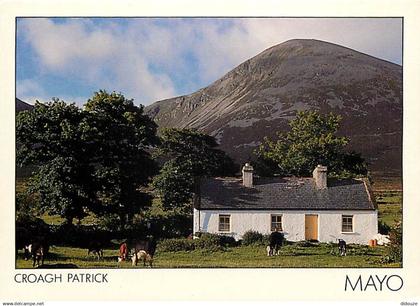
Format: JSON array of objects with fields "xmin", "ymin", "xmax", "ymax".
[
  {"xmin": 17, "ymin": 79, "xmax": 46, "ymax": 100},
  {"xmin": 18, "ymin": 18, "xmax": 402, "ymax": 106},
  {"xmin": 19, "ymin": 18, "xmax": 178, "ymax": 105}
]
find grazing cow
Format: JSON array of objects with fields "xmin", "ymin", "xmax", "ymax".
[
  {"xmin": 267, "ymin": 230, "xmax": 284, "ymax": 256},
  {"xmin": 131, "ymin": 250, "xmax": 153, "ymax": 267},
  {"xmin": 338, "ymin": 239, "xmax": 347, "ymax": 256},
  {"xmin": 118, "ymin": 242, "xmax": 128, "ymax": 262},
  {"xmin": 118, "ymin": 238, "xmax": 157, "ymax": 264},
  {"xmin": 87, "ymin": 241, "xmax": 104, "ymax": 260},
  {"xmin": 130, "ymin": 239, "xmax": 156, "ymax": 258},
  {"xmin": 27, "ymin": 238, "xmax": 49, "ymax": 267}
]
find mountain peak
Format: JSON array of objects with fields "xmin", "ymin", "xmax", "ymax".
[{"xmin": 145, "ymin": 40, "xmax": 402, "ymax": 173}]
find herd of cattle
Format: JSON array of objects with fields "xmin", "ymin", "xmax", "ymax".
[
  {"xmin": 16, "ymin": 228, "xmax": 347, "ymax": 267},
  {"xmin": 17, "ymin": 226, "xmax": 157, "ymax": 268},
  {"xmin": 19, "ymin": 238, "xmax": 156, "ymax": 268}
]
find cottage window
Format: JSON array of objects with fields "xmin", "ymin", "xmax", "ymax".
[
  {"xmin": 218, "ymin": 214, "xmax": 230, "ymax": 232},
  {"xmin": 342, "ymin": 215, "xmax": 353, "ymax": 233},
  {"xmin": 271, "ymin": 214, "xmax": 283, "ymax": 231}
]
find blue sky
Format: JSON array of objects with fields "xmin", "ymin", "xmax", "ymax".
[{"xmin": 16, "ymin": 18, "xmax": 402, "ymax": 106}]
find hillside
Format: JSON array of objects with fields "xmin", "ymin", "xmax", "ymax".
[
  {"xmin": 145, "ymin": 39, "xmax": 402, "ymax": 174},
  {"xmin": 16, "ymin": 98, "xmax": 33, "ymax": 112}
]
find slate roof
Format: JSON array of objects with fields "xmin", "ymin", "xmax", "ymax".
[{"xmin": 197, "ymin": 177, "xmax": 376, "ymax": 211}]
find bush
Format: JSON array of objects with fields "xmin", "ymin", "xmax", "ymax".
[
  {"xmin": 219, "ymin": 235, "xmax": 237, "ymax": 247},
  {"xmin": 157, "ymin": 233, "xmax": 237, "ymax": 252},
  {"xmin": 242, "ymin": 230, "xmax": 265, "ymax": 245},
  {"xmin": 383, "ymin": 221, "xmax": 402, "ymax": 263},
  {"xmin": 378, "ymin": 220, "xmax": 391, "ymax": 235},
  {"xmin": 16, "ymin": 214, "xmax": 50, "ymax": 235},
  {"xmin": 157, "ymin": 238, "xmax": 195, "ymax": 252}
]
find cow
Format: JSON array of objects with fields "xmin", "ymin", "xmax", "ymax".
[
  {"xmin": 129, "ymin": 239, "xmax": 156, "ymax": 258},
  {"xmin": 267, "ymin": 229, "xmax": 284, "ymax": 256},
  {"xmin": 118, "ymin": 238, "xmax": 156, "ymax": 264},
  {"xmin": 87, "ymin": 241, "xmax": 104, "ymax": 260},
  {"xmin": 338, "ymin": 239, "xmax": 347, "ymax": 256},
  {"xmin": 118, "ymin": 242, "xmax": 129, "ymax": 262},
  {"xmin": 131, "ymin": 250, "xmax": 153, "ymax": 267},
  {"xmin": 26, "ymin": 238, "xmax": 49, "ymax": 267}
]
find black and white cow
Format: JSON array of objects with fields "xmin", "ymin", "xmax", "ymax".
[
  {"xmin": 25, "ymin": 238, "xmax": 49, "ymax": 267},
  {"xmin": 338, "ymin": 239, "xmax": 347, "ymax": 256}
]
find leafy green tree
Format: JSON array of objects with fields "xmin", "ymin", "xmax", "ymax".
[
  {"xmin": 157, "ymin": 128, "xmax": 236, "ymax": 177},
  {"xmin": 84, "ymin": 90, "xmax": 159, "ymax": 228},
  {"xmin": 16, "ymin": 99, "xmax": 94, "ymax": 224},
  {"xmin": 16, "ymin": 91, "xmax": 159, "ymax": 228},
  {"xmin": 153, "ymin": 128, "xmax": 236, "ymax": 212},
  {"xmin": 256, "ymin": 110, "xmax": 367, "ymax": 176},
  {"xmin": 152, "ymin": 160, "xmax": 194, "ymax": 213}
]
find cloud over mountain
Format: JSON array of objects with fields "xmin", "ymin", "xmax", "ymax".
[{"xmin": 17, "ymin": 18, "xmax": 401, "ymax": 106}]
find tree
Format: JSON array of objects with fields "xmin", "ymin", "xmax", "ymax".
[
  {"xmin": 16, "ymin": 91, "xmax": 159, "ymax": 228},
  {"xmin": 256, "ymin": 110, "xmax": 367, "ymax": 177},
  {"xmin": 157, "ymin": 128, "xmax": 236, "ymax": 177},
  {"xmin": 153, "ymin": 128, "xmax": 236, "ymax": 212},
  {"xmin": 84, "ymin": 90, "xmax": 159, "ymax": 228},
  {"xmin": 16, "ymin": 99, "xmax": 94, "ymax": 224},
  {"xmin": 152, "ymin": 160, "xmax": 194, "ymax": 213}
]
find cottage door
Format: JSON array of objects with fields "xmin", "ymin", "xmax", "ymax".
[{"xmin": 305, "ymin": 215, "xmax": 318, "ymax": 241}]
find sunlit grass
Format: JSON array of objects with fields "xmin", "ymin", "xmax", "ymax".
[{"xmin": 16, "ymin": 243, "xmax": 399, "ymax": 269}]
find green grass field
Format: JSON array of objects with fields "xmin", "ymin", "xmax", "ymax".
[
  {"xmin": 16, "ymin": 243, "xmax": 399, "ymax": 269},
  {"xmin": 376, "ymin": 189, "xmax": 402, "ymax": 227}
]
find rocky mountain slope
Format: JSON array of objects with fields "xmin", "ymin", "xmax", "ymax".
[
  {"xmin": 16, "ymin": 98, "xmax": 33, "ymax": 112},
  {"xmin": 14, "ymin": 39, "xmax": 403, "ymax": 174},
  {"xmin": 141, "ymin": 40, "xmax": 400, "ymax": 173}
]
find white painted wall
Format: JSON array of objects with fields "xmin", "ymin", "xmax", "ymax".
[{"xmin": 193, "ymin": 209, "xmax": 378, "ymax": 245}]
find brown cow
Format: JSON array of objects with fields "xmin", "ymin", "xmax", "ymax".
[{"xmin": 118, "ymin": 242, "xmax": 128, "ymax": 262}]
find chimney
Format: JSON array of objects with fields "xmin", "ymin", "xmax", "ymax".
[
  {"xmin": 242, "ymin": 163, "xmax": 254, "ymax": 187},
  {"xmin": 313, "ymin": 165, "xmax": 328, "ymax": 189}
]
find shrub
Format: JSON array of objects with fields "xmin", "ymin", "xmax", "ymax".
[
  {"xmin": 219, "ymin": 235, "xmax": 237, "ymax": 247},
  {"xmin": 383, "ymin": 221, "xmax": 402, "ymax": 263},
  {"xmin": 195, "ymin": 233, "xmax": 234, "ymax": 251},
  {"xmin": 242, "ymin": 230, "xmax": 264, "ymax": 245},
  {"xmin": 157, "ymin": 238, "xmax": 195, "ymax": 252},
  {"xmin": 378, "ymin": 220, "xmax": 391, "ymax": 235},
  {"xmin": 195, "ymin": 235, "xmax": 223, "ymax": 252},
  {"xmin": 262, "ymin": 234, "xmax": 271, "ymax": 245},
  {"xmin": 157, "ymin": 233, "xmax": 236, "ymax": 252},
  {"xmin": 16, "ymin": 214, "xmax": 50, "ymax": 235}
]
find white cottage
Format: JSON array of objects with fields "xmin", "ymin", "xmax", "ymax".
[{"xmin": 193, "ymin": 164, "xmax": 378, "ymax": 245}]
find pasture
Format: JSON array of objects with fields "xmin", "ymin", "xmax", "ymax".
[{"xmin": 16, "ymin": 242, "xmax": 399, "ymax": 269}]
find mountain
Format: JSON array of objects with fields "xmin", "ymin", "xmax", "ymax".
[
  {"xmin": 16, "ymin": 98, "xmax": 33, "ymax": 112},
  {"xmin": 145, "ymin": 39, "xmax": 402, "ymax": 174}
]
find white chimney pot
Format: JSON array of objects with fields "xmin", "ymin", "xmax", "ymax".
[
  {"xmin": 242, "ymin": 163, "xmax": 254, "ymax": 187},
  {"xmin": 313, "ymin": 165, "xmax": 328, "ymax": 189}
]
